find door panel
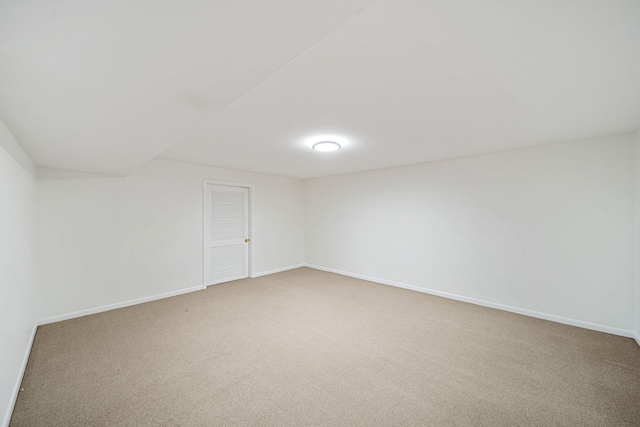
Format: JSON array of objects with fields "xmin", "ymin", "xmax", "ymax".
[
  {"xmin": 210, "ymin": 191, "xmax": 245, "ymax": 241},
  {"xmin": 210, "ymin": 245, "xmax": 245, "ymax": 283},
  {"xmin": 205, "ymin": 184, "xmax": 249, "ymax": 286}
]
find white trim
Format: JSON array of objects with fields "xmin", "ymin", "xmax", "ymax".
[
  {"xmin": 2, "ymin": 321, "xmax": 38, "ymax": 427},
  {"xmin": 635, "ymin": 130, "xmax": 640, "ymax": 350},
  {"xmin": 37, "ymin": 286, "xmax": 202, "ymax": 326},
  {"xmin": 305, "ymin": 264, "xmax": 637, "ymax": 340},
  {"xmin": 203, "ymin": 179, "xmax": 254, "ymax": 288},
  {"xmin": 251, "ymin": 264, "xmax": 305, "ymax": 278}
]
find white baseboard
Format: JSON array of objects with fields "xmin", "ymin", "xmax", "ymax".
[
  {"xmin": 305, "ymin": 264, "xmax": 637, "ymax": 340},
  {"xmin": 37, "ymin": 285, "xmax": 203, "ymax": 326},
  {"xmin": 634, "ymin": 332, "xmax": 640, "ymax": 348},
  {"xmin": 3, "ymin": 321, "xmax": 38, "ymax": 427},
  {"xmin": 251, "ymin": 264, "xmax": 305, "ymax": 278},
  {"xmin": 38, "ymin": 264, "xmax": 308, "ymax": 326}
]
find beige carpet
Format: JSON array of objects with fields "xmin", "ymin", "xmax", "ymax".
[{"xmin": 10, "ymin": 268, "xmax": 640, "ymax": 426}]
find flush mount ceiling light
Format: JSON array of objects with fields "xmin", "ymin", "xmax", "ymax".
[
  {"xmin": 304, "ymin": 134, "xmax": 349, "ymax": 152},
  {"xmin": 312, "ymin": 141, "xmax": 341, "ymax": 152}
]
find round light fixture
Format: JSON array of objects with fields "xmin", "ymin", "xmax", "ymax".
[{"xmin": 312, "ymin": 141, "xmax": 341, "ymax": 152}]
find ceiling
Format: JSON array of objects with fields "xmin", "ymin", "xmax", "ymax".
[
  {"xmin": 2, "ymin": 0, "xmax": 640, "ymax": 179},
  {"xmin": 0, "ymin": 0, "xmax": 377, "ymax": 176}
]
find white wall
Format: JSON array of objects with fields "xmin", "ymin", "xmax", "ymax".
[
  {"xmin": 305, "ymin": 135, "xmax": 636, "ymax": 332},
  {"xmin": 38, "ymin": 158, "xmax": 304, "ymax": 320},
  {"xmin": 0, "ymin": 121, "xmax": 38, "ymax": 426}
]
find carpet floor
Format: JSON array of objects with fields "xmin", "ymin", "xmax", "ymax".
[{"xmin": 10, "ymin": 268, "xmax": 640, "ymax": 426}]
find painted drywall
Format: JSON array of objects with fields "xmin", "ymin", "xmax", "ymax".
[
  {"xmin": 305, "ymin": 135, "xmax": 636, "ymax": 332},
  {"xmin": 37, "ymin": 158, "xmax": 304, "ymax": 320},
  {"xmin": 636, "ymin": 128, "xmax": 640, "ymax": 341},
  {"xmin": 0, "ymin": 120, "xmax": 37, "ymax": 426}
]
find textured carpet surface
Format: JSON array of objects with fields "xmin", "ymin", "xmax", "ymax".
[{"xmin": 10, "ymin": 268, "xmax": 640, "ymax": 426}]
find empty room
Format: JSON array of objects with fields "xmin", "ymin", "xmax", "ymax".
[{"xmin": 1, "ymin": 0, "xmax": 640, "ymax": 426}]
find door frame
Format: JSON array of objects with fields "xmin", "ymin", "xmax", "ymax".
[{"xmin": 202, "ymin": 179, "xmax": 254, "ymax": 288}]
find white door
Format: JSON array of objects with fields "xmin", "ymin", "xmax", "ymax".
[{"xmin": 204, "ymin": 184, "xmax": 250, "ymax": 286}]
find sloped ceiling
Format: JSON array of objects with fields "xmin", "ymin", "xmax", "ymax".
[
  {"xmin": 0, "ymin": 0, "xmax": 377, "ymax": 176},
  {"xmin": 2, "ymin": 0, "xmax": 640, "ymax": 178}
]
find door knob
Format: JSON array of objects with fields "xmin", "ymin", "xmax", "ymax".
[{"xmin": 245, "ymin": 238, "xmax": 250, "ymax": 243}]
